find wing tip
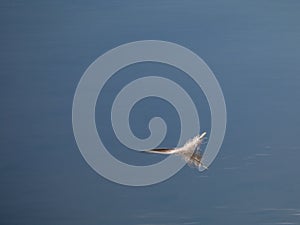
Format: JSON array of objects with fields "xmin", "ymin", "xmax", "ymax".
[
  {"xmin": 199, "ymin": 131, "xmax": 207, "ymax": 139},
  {"xmin": 200, "ymin": 164, "xmax": 209, "ymax": 170}
]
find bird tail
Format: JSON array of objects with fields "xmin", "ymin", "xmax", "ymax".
[{"xmin": 186, "ymin": 145, "xmax": 208, "ymax": 170}]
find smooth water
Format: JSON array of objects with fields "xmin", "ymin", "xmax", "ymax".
[{"xmin": 1, "ymin": 1, "xmax": 300, "ymax": 224}]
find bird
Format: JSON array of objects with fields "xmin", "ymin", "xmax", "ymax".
[{"xmin": 144, "ymin": 132, "xmax": 208, "ymax": 169}]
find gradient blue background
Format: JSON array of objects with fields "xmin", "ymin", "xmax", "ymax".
[{"xmin": 1, "ymin": 1, "xmax": 300, "ymax": 224}]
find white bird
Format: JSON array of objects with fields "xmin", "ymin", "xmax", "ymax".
[{"xmin": 144, "ymin": 132, "xmax": 208, "ymax": 169}]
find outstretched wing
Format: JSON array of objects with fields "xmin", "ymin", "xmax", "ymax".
[
  {"xmin": 144, "ymin": 132, "xmax": 207, "ymax": 155},
  {"xmin": 144, "ymin": 148, "xmax": 178, "ymax": 155}
]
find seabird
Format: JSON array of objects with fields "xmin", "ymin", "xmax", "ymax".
[{"xmin": 144, "ymin": 132, "xmax": 208, "ymax": 169}]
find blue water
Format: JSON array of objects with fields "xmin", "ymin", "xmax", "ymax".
[{"xmin": 1, "ymin": 1, "xmax": 300, "ymax": 224}]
